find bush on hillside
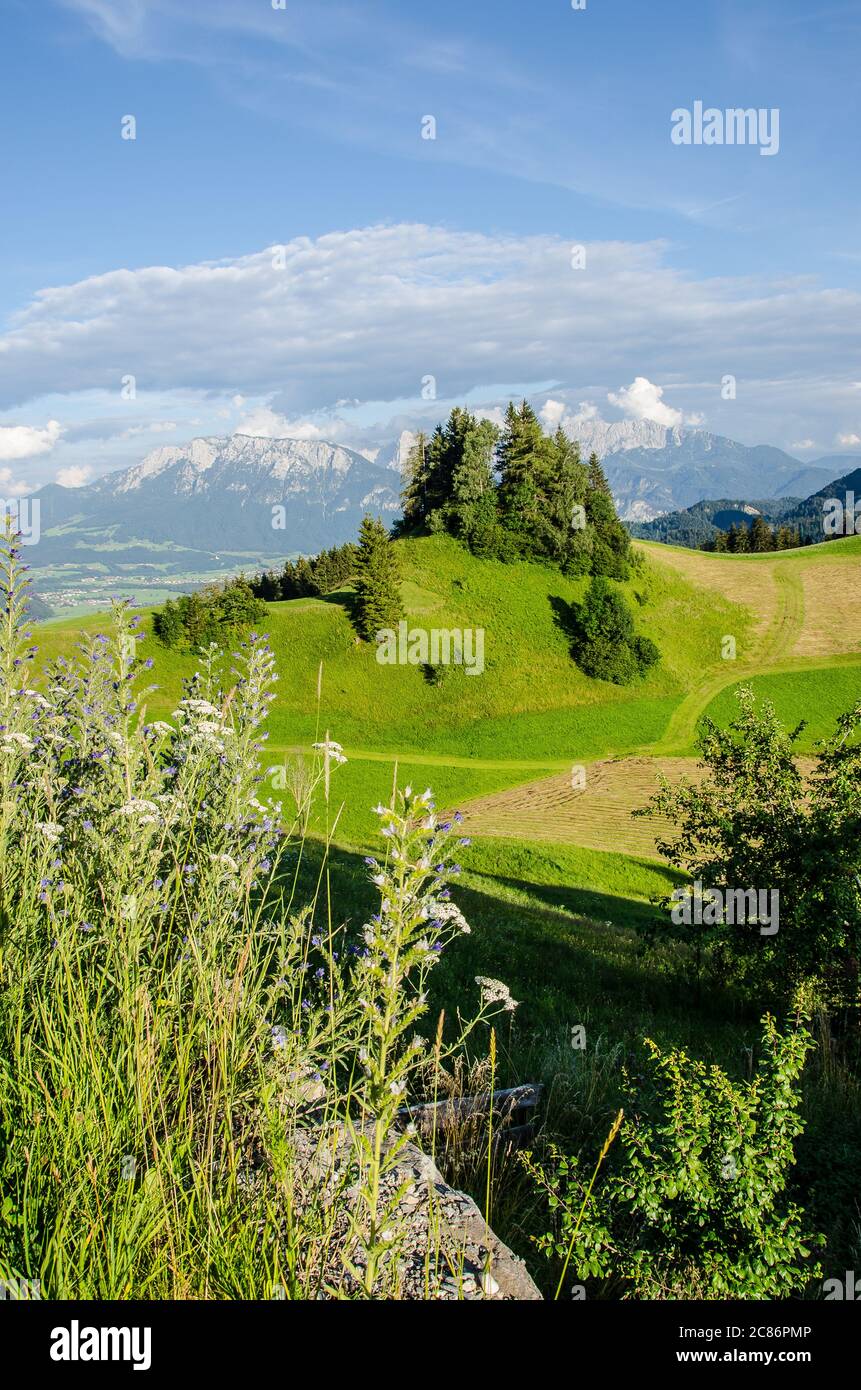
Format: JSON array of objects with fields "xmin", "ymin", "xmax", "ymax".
[
  {"xmin": 570, "ymin": 576, "xmax": 660, "ymax": 685},
  {"xmin": 637, "ymin": 686, "xmax": 861, "ymax": 1008}
]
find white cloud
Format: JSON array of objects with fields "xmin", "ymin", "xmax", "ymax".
[
  {"xmin": 791, "ymin": 439, "xmax": 816, "ymax": 451},
  {"xmin": 0, "ymin": 466, "xmax": 30, "ymax": 497},
  {"xmin": 234, "ymin": 405, "xmax": 342, "ymax": 441},
  {"xmin": 607, "ymin": 377, "xmax": 683, "ymax": 428},
  {"xmin": 2, "ymin": 228, "xmax": 860, "ymax": 461},
  {"xmin": 0, "ymin": 420, "xmax": 63, "ymax": 461},
  {"xmin": 836, "ymin": 432, "xmax": 861, "ymax": 447},
  {"xmin": 539, "ymin": 399, "xmax": 567, "ymax": 431},
  {"xmin": 56, "ymin": 464, "xmax": 94, "ymax": 488}
]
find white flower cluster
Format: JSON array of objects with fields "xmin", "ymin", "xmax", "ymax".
[
  {"xmin": 312, "ymin": 739, "xmax": 347, "ymax": 766},
  {"xmin": 475, "ymin": 976, "xmax": 520, "ymax": 1013}
]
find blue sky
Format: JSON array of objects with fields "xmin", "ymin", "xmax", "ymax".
[{"xmin": 1, "ymin": 0, "xmax": 860, "ymax": 489}]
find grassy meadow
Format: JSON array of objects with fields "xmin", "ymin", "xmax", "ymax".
[{"xmin": 8, "ymin": 528, "xmax": 861, "ymax": 1298}]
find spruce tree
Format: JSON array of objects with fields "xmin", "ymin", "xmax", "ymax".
[
  {"xmin": 353, "ymin": 515, "xmax": 404, "ymax": 641},
  {"xmin": 750, "ymin": 515, "xmax": 774, "ymax": 553},
  {"xmin": 401, "ymin": 431, "xmax": 431, "ymax": 529},
  {"xmin": 497, "ymin": 400, "xmax": 547, "ymax": 549},
  {"xmin": 587, "ymin": 452, "xmax": 612, "ymax": 496}
]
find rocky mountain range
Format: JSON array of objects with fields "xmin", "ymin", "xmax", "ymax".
[
  {"xmin": 29, "ymin": 434, "xmax": 402, "ymax": 571},
  {"xmin": 24, "ymin": 426, "xmax": 860, "ymax": 581},
  {"xmin": 579, "ymin": 428, "xmax": 841, "ymax": 522}
]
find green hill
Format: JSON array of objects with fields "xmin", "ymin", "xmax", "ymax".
[{"xmin": 34, "ymin": 531, "xmax": 861, "ymax": 852}]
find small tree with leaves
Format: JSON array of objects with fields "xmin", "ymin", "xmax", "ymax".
[{"xmin": 525, "ymin": 1015, "xmax": 823, "ymax": 1299}]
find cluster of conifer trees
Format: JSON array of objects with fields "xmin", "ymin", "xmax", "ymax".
[
  {"xmin": 153, "ymin": 576, "xmax": 267, "ymax": 649},
  {"xmin": 701, "ymin": 517, "xmax": 807, "ymax": 553},
  {"xmin": 251, "ymin": 542, "xmax": 358, "ymax": 601},
  {"xmin": 398, "ymin": 401, "xmax": 634, "ymax": 580}
]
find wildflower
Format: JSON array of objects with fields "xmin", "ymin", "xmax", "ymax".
[
  {"xmin": 209, "ymin": 853, "xmax": 239, "ymax": 873},
  {"xmin": 36, "ymin": 821, "xmax": 63, "ymax": 843},
  {"xmin": 175, "ymin": 699, "xmax": 222, "ymax": 718},
  {"xmin": 271, "ymin": 1025, "xmax": 289, "ymax": 1052},
  {"xmin": 1, "ymin": 732, "xmax": 35, "ymax": 754},
  {"xmin": 21, "ymin": 690, "xmax": 53, "ymax": 710},
  {"xmin": 430, "ymin": 900, "xmax": 471, "ymax": 934},
  {"xmin": 312, "ymin": 738, "xmax": 347, "ymax": 766},
  {"xmin": 475, "ymin": 976, "xmax": 520, "ymax": 1012},
  {"xmin": 115, "ymin": 799, "xmax": 161, "ymax": 822},
  {"xmin": 197, "ymin": 719, "xmax": 231, "ymax": 737}
]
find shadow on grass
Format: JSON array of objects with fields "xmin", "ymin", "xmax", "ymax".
[{"xmin": 275, "ymin": 836, "xmax": 755, "ymax": 1062}]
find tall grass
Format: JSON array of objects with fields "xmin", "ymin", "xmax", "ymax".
[{"xmin": 0, "ymin": 525, "xmax": 494, "ymax": 1299}]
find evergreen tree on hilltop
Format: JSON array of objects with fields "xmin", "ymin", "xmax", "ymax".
[
  {"xmin": 400, "ymin": 431, "xmax": 431, "ymax": 530},
  {"xmin": 583, "ymin": 452, "xmax": 632, "ymax": 580},
  {"xmin": 544, "ymin": 428, "xmax": 589, "ymax": 568},
  {"xmin": 497, "ymin": 401, "xmax": 560, "ymax": 553},
  {"xmin": 353, "ymin": 515, "xmax": 404, "ymax": 641},
  {"xmin": 587, "ymin": 451, "xmax": 612, "ymax": 496},
  {"xmin": 450, "ymin": 415, "xmax": 500, "ymax": 543}
]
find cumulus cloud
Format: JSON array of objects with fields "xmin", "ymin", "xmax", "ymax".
[
  {"xmin": 0, "ymin": 466, "xmax": 30, "ymax": 497},
  {"xmin": 791, "ymin": 439, "xmax": 817, "ymax": 451},
  {"xmin": 607, "ymin": 377, "xmax": 683, "ymax": 428},
  {"xmin": 0, "ymin": 420, "xmax": 63, "ymax": 461},
  {"xmin": 234, "ymin": 405, "xmax": 345, "ymax": 441},
  {"xmin": 836, "ymin": 432, "xmax": 861, "ymax": 447},
  {"xmin": 56, "ymin": 464, "xmax": 94, "ymax": 487},
  {"xmin": 539, "ymin": 399, "xmax": 567, "ymax": 431}
]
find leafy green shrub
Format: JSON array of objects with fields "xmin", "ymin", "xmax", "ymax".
[
  {"xmin": 570, "ymin": 576, "xmax": 660, "ymax": 685},
  {"xmin": 637, "ymin": 686, "xmax": 861, "ymax": 1006},
  {"xmin": 525, "ymin": 1016, "xmax": 823, "ymax": 1299}
]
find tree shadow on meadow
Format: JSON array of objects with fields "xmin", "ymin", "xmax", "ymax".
[
  {"xmin": 274, "ymin": 838, "xmax": 752, "ymax": 1051},
  {"xmin": 548, "ymin": 593, "xmax": 581, "ymax": 659}
]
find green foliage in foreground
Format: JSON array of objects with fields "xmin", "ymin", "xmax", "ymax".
[
  {"xmin": 526, "ymin": 1016, "xmax": 823, "ymax": 1299},
  {"xmin": 1, "ymin": 524, "xmax": 849, "ymax": 1300},
  {"xmin": 639, "ymin": 686, "xmax": 861, "ymax": 1009},
  {"xmin": 0, "ymin": 527, "xmax": 489, "ymax": 1298}
]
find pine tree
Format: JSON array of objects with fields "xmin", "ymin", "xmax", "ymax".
[
  {"xmin": 353, "ymin": 515, "xmax": 404, "ymax": 641},
  {"xmin": 450, "ymin": 415, "xmax": 500, "ymax": 544},
  {"xmin": 545, "ymin": 429, "xmax": 588, "ymax": 564},
  {"xmin": 585, "ymin": 452, "xmax": 631, "ymax": 580},
  {"xmin": 750, "ymin": 515, "xmax": 774, "ymax": 553},
  {"xmin": 587, "ymin": 452, "xmax": 612, "ymax": 496},
  {"xmin": 401, "ymin": 431, "xmax": 431, "ymax": 529},
  {"xmin": 497, "ymin": 401, "xmax": 547, "ymax": 548}
]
